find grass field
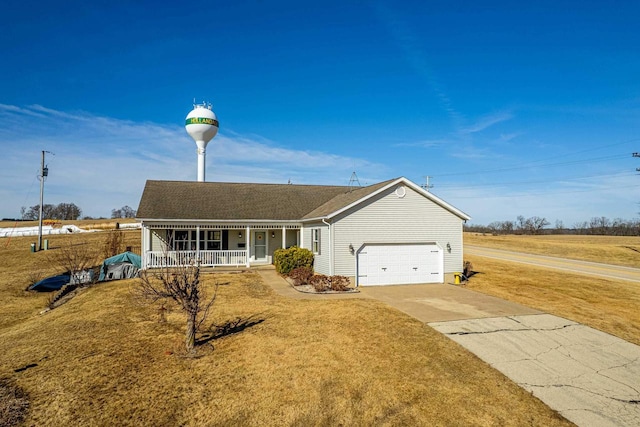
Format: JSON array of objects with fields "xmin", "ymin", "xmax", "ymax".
[
  {"xmin": 464, "ymin": 232, "xmax": 640, "ymax": 346},
  {"xmin": 0, "ymin": 230, "xmax": 571, "ymax": 426},
  {"xmin": 465, "ymin": 232, "xmax": 640, "ymax": 267}
]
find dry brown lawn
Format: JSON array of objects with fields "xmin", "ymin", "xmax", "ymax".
[
  {"xmin": 465, "ymin": 232, "xmax": 640, "ymax": 267},
  {"xmin": 464, "ymin": 233, "xmax": 640, "ymax": 346},
  {"xmin": 0, "ymin": 232, "xmax": 571, "ymax": 426}
]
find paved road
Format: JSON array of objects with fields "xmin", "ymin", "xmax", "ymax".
[{"xmin": 466, "ymin": 245, "xmax": 640, "ymax": 283}]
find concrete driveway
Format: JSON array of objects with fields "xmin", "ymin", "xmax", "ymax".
[
  {"xmin": 359, "ymin": 283, "xmax": 541, "ymax": 322},
  {"xmin": 360, "ymin": 284, "xmax": 640, "ymax": 427},
  {"xmin": 430, "ymin": 314, "xmax": 640, "ymax": 427}
]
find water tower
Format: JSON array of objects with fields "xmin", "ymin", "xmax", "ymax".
[{"xmin": 185, "ymin": 102, "xmax": 219, "ymax": 182}]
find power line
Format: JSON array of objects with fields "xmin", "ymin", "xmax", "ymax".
[
  {"xmin": 434, "ymin": 153, "xmax": 627, "ymax": 178},
  {"xmin": 447, "ymin": 183, "xmax": 640, "ymax": 200},
  {"xmin": 435, "ymin": 171, "xmax": 636, "ymax": 190},
  {"xmin": 433, "ymin": 138, "xmax": 640, "ymax": 179}
]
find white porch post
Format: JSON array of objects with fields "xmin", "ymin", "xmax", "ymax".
[
  {"xmin": 300, "ymin": 226, "xmax": 304, "ymax": 248},
  {"xmin": 281, "ymin": 226, "xmax": 286, "ymax": 249},
  {"xmin": 141, "ymin": 224, "xmax": 147, "ymax": 269},
  {"xmin": 245, "ymin": 226, "xmax": 250, "ymax": 268},
  {"xmin": 196, "ymin": 225, "xmax": 200, "ymax": 261}
]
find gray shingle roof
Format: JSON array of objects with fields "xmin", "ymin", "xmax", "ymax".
[
  {"xmin": 136, "ymin": 179, "xmax": 395, "ymax": 221},
  {"xmin": 302, "ymin": 179, "xmax": 396, "ymax": 219}
]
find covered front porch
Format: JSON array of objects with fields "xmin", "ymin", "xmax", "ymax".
[{"xmin": 140, "ymin": 223, "xmax": 302, "ymax": 269}]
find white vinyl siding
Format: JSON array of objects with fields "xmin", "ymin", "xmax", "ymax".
[
  {"xmin": 332, "ymin": 184, "xmax": 464, "ymax": 278},
  {"xmin": 303, "ymin": 223, "xmax": 330, "ymax": 275},
  {"xmin": 150, "ymin": 230, "xmax": 168, "ymax": 251}
]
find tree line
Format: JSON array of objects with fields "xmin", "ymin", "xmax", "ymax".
[
  {"xmin": 465, "ymin": 215, "xmax": 640, "ymax": 236},
  {"xmin": 21, "ymin": 203, "xmax": 82, "ymax": 221},
  {"xmin": 19, "ymin": 204, "xmax": 136, "ymax": 221}
]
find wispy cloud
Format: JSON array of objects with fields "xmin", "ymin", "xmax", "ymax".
[
  {"xmin": 393, "ymin": 139, "xmax": 446, "ymax": 148},
  {"xmin": 0, "ymin": 104, "xmax": 383, "ymax": 218},
  {"xmin": 373, "ymin": 2, "xmax": 464, "ymax": 130},
  {"xmin": 498, "ymin": 132, "xmax": 520, "ymax": 143},
  {"xmin": 459, "ymin": 111, "xmax": 513, "ymax": 135}
]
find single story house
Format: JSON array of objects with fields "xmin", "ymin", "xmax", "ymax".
[{"xmin": 136, "ymin": 177, "xmax": 470, "ymax": 286}]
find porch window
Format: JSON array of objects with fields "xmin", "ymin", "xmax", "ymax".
[
  {"xmin": 172, "ymin": 230, "xmax": 191, "ymax": 250},
  {"xmin": 169, "ymin": 229, "xmax": 223, "ymax": 251},
  {"xmin": 312, "ymin": 228, "xmax": 321, "ymax": 254},
  {"xmin": 203, "ymin": 230, "xmax": 222, "ymax": 250}
]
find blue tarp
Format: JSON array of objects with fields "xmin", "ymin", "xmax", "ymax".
[
  {"xmin": 29, "ymin": 274, "xmax": 71, "ymax": 292},
  {"xmin": 98, "ymin": 251, "xmax": 142, "ymax": 281}
]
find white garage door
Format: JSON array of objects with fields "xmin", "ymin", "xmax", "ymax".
[{"xmin": 357, "ymin": 243, "xmax": 443, "ymax": 286}]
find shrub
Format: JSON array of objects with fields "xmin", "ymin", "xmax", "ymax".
[
  {"xmin": 273, "ymin": 246, "xmax": 314, "ymax": 275},
  {"xmin": 329, "ymin": 275, "xmax": 351, "ymax": 291},
  {"xmin": 287, "ymin": 266, "xmax": 314, "ymax": 286},
  {"xmin": 309, "ymin": 275, "xmax": 330, "ymax": 292},
  {"xmin": 308, "ymin": 274, "xmax": 352, "ymax": 292},
  {"xmin": 463, "ymin": 261, "xmax": 473, "ymax": 277}
]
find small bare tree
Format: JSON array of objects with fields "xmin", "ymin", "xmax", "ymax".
[
  {"xmin": 46, "ymin": 235, "xmax": 100, "ymax": 284},
  {"xmin": 138, "ymin": 260, "xmax": 217, "ymax": 353},
  {"xmin": 102, "ymin": 230, "xmax": 124, "ymax": 259}
]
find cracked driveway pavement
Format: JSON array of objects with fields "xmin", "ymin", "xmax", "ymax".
[{"xmin": 430, "ymin": 314, "xmax": 640, "ymax": 427}]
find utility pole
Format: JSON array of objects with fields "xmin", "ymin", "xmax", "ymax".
[
  {"xmin": 420, "ymin": 176, "xmax": 434, "ymax": 192},
  {"xmin": 37, "ymin": 151, "xmax": 51, "ymax": 251}
]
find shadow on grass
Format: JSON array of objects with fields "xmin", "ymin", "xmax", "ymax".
[
  {"xmin": 197, "ymin": 314, "xmax": 266, "ymax": 345},
  {"xmin": 0, "ymin": 377, "xmax": 29, "ymax": 427},
  {"xmin": 466, "ymin": 270, "xmax": 480, "ymax": 279}
]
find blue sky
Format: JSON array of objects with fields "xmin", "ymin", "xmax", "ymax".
[{"xmin": 1, "ymin": 0, "xmax": 639, "ymax": 225}]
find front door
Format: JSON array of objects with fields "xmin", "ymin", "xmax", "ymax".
[{"xmin": 253, "ymin": 231, "xmax": 267, "ymax": 261}]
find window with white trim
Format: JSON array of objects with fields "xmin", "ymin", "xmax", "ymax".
[
  {"xmin": 168, "ymin": 229, "xmax": 222, "ymax": 251},
  {"xmin": 312, "ymin": 228, "xmax": 321, "ymax": 254},
  {"xmin": 203, "ymin": 230, "xmax": 221, "ymax": 250}
]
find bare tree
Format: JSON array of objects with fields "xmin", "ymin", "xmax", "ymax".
[
  {"xmin": 22, "ymin": 203, "xmax": 82, "ymax": 220},
  {"xmin": 112, "ymin": 205, "xmax": 136, "ymax": 219},
  {"xmin": 138, "ymin": 260, "xmax": 218, "ymax": 353},
  {"xmin": 55, "ymin": 203, "xmax": 82, "ymax": 220},
  {"xmin": 46, "ymin": 235, "xmax": 100, "ymax": 284},
  {"xmin": 526, "ymin": 216, "xmax": 549, "ymax": 235},
  {"xmin": 589, "ymin": 216, "xmax": 611, "ymax": 235},
  {"xmin": 102, "ymin": 230, "xmax": 125, "ymax": 259}
]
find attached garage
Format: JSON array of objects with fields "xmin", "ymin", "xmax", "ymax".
[{"xmin": 357, "ymin": 243, "xmax": 443, "ymax": 286}]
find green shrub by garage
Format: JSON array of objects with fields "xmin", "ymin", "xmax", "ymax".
[{"xmin": 273, "ymin": 246, "xmax": 314, "ymax": 275}]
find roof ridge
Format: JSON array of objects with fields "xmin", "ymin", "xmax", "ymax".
[{"xmin": 145, "ymin": 179, "xmax": 351, "ymax": 189}]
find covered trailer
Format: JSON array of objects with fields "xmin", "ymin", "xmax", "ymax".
[{"xmin": 99, "ymin": 251, "xmax": 141, "ymax": 281}]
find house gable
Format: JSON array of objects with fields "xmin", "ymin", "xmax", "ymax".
[
  {"xmin": 330, "ymin": 182, "xmax": 467, "ymax": 276},
  {"xmin": 302, "ymin": 177, "xmax": 469, "ymax": 222}
]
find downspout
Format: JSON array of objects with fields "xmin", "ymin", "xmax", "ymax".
[{"xmin": 322, "ymin": 218, "xmax": 332, "ymax": 276}]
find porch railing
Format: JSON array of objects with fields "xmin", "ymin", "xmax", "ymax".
[{"xmin": 144, "ymin": 250, "xmax": 248, "ymax": 268}]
